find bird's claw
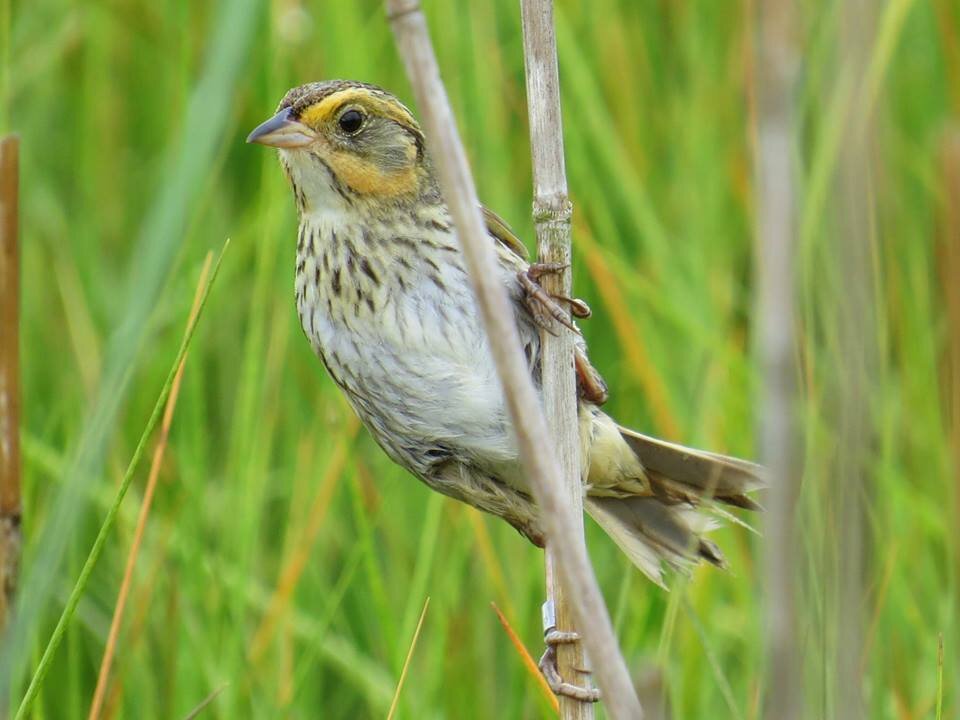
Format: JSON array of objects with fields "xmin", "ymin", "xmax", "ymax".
[
  {"xmin": 520, "ymin": 264, "xmax": 608, "ymax": 404},
  {"xmin": 539, "ymin": 602, "xmax": 601, "ymax": 703},
  {"xmin": 518, "ymin": 263, "xmax": 592, "ymax": 336},
  {"xmin": 526, "ymin": 261, "xmax": 567, "ymax": 280},
  {"xmin": 575, "ymin": 347, "xmax": 609, "ymax": 405}
]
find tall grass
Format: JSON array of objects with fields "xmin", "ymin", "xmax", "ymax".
[{"xmin": 2, "ymin": 0, "xmax": 956, "ymax": 717}]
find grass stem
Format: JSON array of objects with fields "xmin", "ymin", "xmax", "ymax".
[{"xmin": 14, "ymin": 242, "xmax": 228, "ymax": 720}]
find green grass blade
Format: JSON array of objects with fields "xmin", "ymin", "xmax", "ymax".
[
  {"xmin": 0, "ymin": 0, "xmax": 260, "ymax": 697},
  {"xmin": 13, "ymin": 245, "xmax": 227, "ymax": 720}
]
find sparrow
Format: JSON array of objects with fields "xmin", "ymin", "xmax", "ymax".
[{"xmin": 247, "ymin": 79, "xmax": 762, "ymax": 588}]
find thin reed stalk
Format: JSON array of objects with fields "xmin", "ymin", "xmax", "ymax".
[
  {"xmin": 834, "ymin": 1, "xmax": 878, "ymax": 716},
  {"xmin": 385, "ymin": 1, "xmax": 642, "ymax": 716},
  {"xmin": 753, "ymin": 0, "xmax": 802, "ymax": 717},
  {"xmin": 519, "ymin": 1, "xmax": 594, "ymax": 717},
  {"xmin": 87, "ymin": 253, "xmax": 213, "ymax": 720}
]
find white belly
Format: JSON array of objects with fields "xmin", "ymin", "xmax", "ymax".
[{"xmin": 294, "ymin": 213, "xmax": 533, "ymax": 479}]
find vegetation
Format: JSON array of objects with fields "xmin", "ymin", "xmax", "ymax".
[{"xmin": 2, "ymin": 0, "xmax": 956, "ymax": 717}]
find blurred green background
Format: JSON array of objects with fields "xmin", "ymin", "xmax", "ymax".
[{"xmin": 2, "ymin": 0, "xmax": 958, "ymax": 717}]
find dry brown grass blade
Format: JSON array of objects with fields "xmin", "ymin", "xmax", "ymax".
[
  {"xmin": 940, "ymin": 131, "xmax": 960, "ymax": 597},
  {"xmin": 100, "ymin": 519, "xmax": 177, "ymax": 720},
  {"xmin": 465, "ymin": 508, "xmax": 517, "ymax": 621},
  {"xmin": 0, "ymin": 135, "xmax": 21, "ymax": 635},
  {"xmin": 386, "ymin": 595, "xmax": 430, "ymax": 720},
  {"xmin": 246, "ymin": 413, "xmax": 360, "ymax": 663},
  {"xmin": 577, "ymin": 226, "xmax": 680, "ymax": 440},
  {"xmin": 100, "ymin": 495, "xmax": 194, "ymax": 720},
  {"xmin": 87, "ymin": 252, "xmax": 214, "ymax": 720},
  {"xmin": 859, "ymin": 540, "xmax": 898, "ymax": 671},
  {"xmin": 932, "ymin": 0, "xmax": 960, "ymax": 115},
  {"xmin": 491, "ymin": 602, "xmax": 559, "ymax": 713},
  {"xmin": 276, "ymin": 622, "xmax": 295, "ymax": 708},
  {"xmin": 892, "ymin": 688, "xmax": 913, "ymax": 720}
]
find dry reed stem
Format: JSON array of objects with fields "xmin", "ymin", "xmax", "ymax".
[
  {"xmin": 387, "ymin": 4, "xmax": 642, "ymax": 718},
  {"xmin": 386, "ymin": 596, "xmax": 430, "ymax": 720},
  {"xmin": 87, "ymin": 253, "xmax": 214, "ymax": 720},
  {"xmin": 385, "ymin": 1, "xmax": 642, "ymax": 717},
  {"xmin": 518, "ymin": 2, "xmax": 594, "ymax": 715},
  {"xmin": 754, "ymin": 0, "xmax": 802, "ymax": 716},
  {"xmin": 491, "ymin": 602, "xmax": 559, "ymax": 712},
  {"xmin": 0, "ymin": 135, "xmax": 20, "ymax": 636}
]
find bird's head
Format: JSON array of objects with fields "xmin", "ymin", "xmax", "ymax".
[{"xmin": 247, "ymin": 80, "xmax": 435, "ymax": 214}]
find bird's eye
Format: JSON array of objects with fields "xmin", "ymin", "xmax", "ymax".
[{"xmin": 338, "ymin": 109, "xmax": 364, "ymax": 135}]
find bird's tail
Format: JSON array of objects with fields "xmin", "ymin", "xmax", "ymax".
[{"xmin": 585, "ymin": 421, "xmax": 764, "ymax": 586}]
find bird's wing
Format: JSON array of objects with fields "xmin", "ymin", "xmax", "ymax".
[{"xmin": 481, "ymin": 205, "xmax": 529, "ymax": 261}]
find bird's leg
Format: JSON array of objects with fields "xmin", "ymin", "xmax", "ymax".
[
  {"xmin": 518, "ymin": 263, "xmax": 592, "ymax": 336},
  {"xmin": 538, "ymin": 599, "xmax": 601, "ymax": 703}
]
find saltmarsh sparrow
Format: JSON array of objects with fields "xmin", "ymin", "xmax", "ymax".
[{"xmin": 248, "ymin": 80, "xmax": 762, "ymax": 587}]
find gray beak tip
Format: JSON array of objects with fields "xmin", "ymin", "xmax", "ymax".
[{"xmin": 247, "ymin": 107, "xmax": 315, "ymax": 148}]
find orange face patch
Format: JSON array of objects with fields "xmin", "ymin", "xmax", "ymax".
[
  {"xmin": 295, "ymin": 87, "xmax": 422, "ymax": 198},
  {"xmin": 324, "ymin": 149, "xmax": 419, "ymax": 198}
]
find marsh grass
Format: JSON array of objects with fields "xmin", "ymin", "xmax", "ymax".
[{"xmin": 1, "ymin": 0, "xmax": 956, "ymax": 717}]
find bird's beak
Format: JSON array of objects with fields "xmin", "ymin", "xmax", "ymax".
[{"xmin": 246, "ymin": 107, "xmax": 316, "ymax": 148}]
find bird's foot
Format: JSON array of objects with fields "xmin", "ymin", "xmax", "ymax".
[
  {"xmin": 575, "ymin": 347, "xmax": 609, "ymax": 405},
  {"xmin": 518, "ymin": 263, "xmax": 591, "ymax": 337},
  {"xmin": 538, "ymin": 601, "xmax": 601, "ymax": 703}
]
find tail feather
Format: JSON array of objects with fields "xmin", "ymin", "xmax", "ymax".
[
  {"xmin": 647, "ymin": 470, "xmax": 763, "ymax": 511},
  {"xmin": 586, "ymin": 497, "xmax": 723, "ymax": 587},
  {"xmin": 585, "ymin": 497, "xmax": 671, "ymax": 587},
  {"xmin": 618, "ymin": 426, "xmax": 765, "ymax": 505},
  {"xmin": 586, "ymin": 418, "xmax": 765, "ymax": 583}
]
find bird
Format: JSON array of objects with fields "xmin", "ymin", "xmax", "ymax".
[{"xmin": 247, "ymin": 79, "xmax": 762, "ymax": 602}]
